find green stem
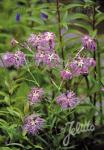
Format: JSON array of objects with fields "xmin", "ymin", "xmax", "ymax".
[
  {"xmin": 92, "ymin": 5, "xmax": 96, "ymax": 125},
  {"xmin": 84, "ymin": 75, "xmax": 92, "ymax": 103},
  {"xmin": 92, "ymin": 4, "xmax": 103, "ymax": 125},
  {"xmin": 27, "ymin": 0, "xmax": 34, "ymax": 27},
  {"xmin": 23, "ymin": 137, "xmax": 36, "ymax": 148},
  {"xmin": 96, "ymin": 42, "xmax": 103, "ymax": 124},
  {"xmin": 25, "ymin": 60, "xmax": 40, "ymax": 87},
  {"xmin": 0, "ymin": 55, "xmax": 6, "ymax": 68},
  {"xmin": 56, "ymin": 0, "xmax": 65, "ymax": 67}
]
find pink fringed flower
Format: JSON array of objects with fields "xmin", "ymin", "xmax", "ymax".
[
  {"xmin": 42, "ymin": 32, "xmax": 55, "ymax": 50},
  {"xmin": 82, "ymin": 35, "xmax": 97, "ymax": 51},
  {"xmin": 27, "ymin": 34, "xmax": 37, "ymax": 48},
  {"xmin": 23, "ymin": 114, "xmax": 45, "ymax": 135},
  {"xmin": 44, "ymin": 52, "xmax": 60, "ymax": 67},
  {"xmin": 56, "ymin": 91, "xmax": 79, "ymax": 109},
  {"xmin": 35, "ymin": 51, "xmax": 60, "ymax": 68},
  {"xmin": 61, "ymin": 70, "xmax": 72, "ymax": 80},
  {"xmin": 2, "ymin": 52, "xmax": 15, "ymax": 68},
  {"xmin": 28, "ymin": 32, "xmax": 60, "ymax": 68},
  {"xmin": 70, "ymin": 57, "xmax": 96, "ymax": 76},
  {"xmin": 1, "ymin": 51, "xmax": 26, "ymax": 69},
  {"xmin": 35, "ymin": 51, "xmax": 46, "ymax": 65},
  {"xmin": 27, "ymin": 32, "xmax": 55, "ymax": 52},
  {"xmin": 14, "ymin": 50, "xmax": 26, "ymax": 68},
  {"xmin": 28, "ymin": 87, "xmax": 44, "ymax": 105}
]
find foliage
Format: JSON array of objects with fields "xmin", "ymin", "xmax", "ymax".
[{"xmin": 0, "ymin": 0, "xmax": 104, "ymax": 149}]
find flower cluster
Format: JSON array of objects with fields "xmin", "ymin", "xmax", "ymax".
[
  {"xmin": 28, "ymin": 87, "xmax": 44, "ymax": 105},
  {"xmin": 0, "ymin": 32, "xmax": 97, "ymax": 135},
  {"xmin": 56, "ymin": 91, "xmax": 79, "ymax": 109},
  {"xmin": 23, "ymin": 114, "xmax": 45, "ymax": 135},
  {"xmin": 1, "ymin": 50, "xmax": 25, "ymax": 68},
  {"xmin": 61, "ymin": 56, "xmax": 96, "ymax": 80},
  {"xmin": 28, "ymin": 32, "xmax": 55, "ymax": 51},
  {"xmin": 35, "ymin": 51, "xmax": 60, "ymax": 68},
  {"xmin": 82, "ymin": 35, "xmax": 97, "ymax": 51},
  {"xmin": 27, "ymin": 32, "xmax": 60, "ymax": 68},
  {"xmin": 25, "ymin": 87, "xmax": 45, "ymax": 135},
  {"xmin": 70, "ymin": 57, "xmax": 96, "ymax": 76}
]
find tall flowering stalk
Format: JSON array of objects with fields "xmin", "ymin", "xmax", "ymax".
[
  {"xmin": 84, "ymin": 75, "xmax": 92, "ymax": 103},
  {"xmin": 97, "ymin": 42, "xmax": 102, "ymax": 125},
  {"xmin": 0, "ymin": 31, "xmax": 97, "ymax": 140},
  {"xmin": 92, "ymin": 5, "xmax": 97, "ymax": 125},
  {"xmin": 56, "ymin": 0, "xmax": 65, "ymax": 67}
]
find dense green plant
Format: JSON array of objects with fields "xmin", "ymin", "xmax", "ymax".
[{"xmin": 0, "ymin": 0, "xmax": 104, "ymax": 150}]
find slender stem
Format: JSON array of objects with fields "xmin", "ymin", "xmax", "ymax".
[
  {"xmin": 19, "ymin": 42, "xmax": 33, "ymax": 53},
  {"xmin": 59, "ymin": 46, "xmax": 84, "ymax": 90},
  {"xmin": 56, "ymin": 0, "xmax": 65, "ymax": 67},
  {"xmin": 27, "ymin": 70, "xmax": 39, "ymax": 87},
  {"xmin": 65, "ymin": 47, "xmax": 84, "ymax": 69},
  {"xmin": 92, "ymin": 4, "xmax": 103, "ymax": 125},
  {"xmin": 92, "ymin": 5, "xmax": 96, "ymax": 125},
  {"xmin": 27, "ymin": 0, "xmax": 34, "ymax": 27},
  {"xmin": 48, "ymin": 70, "xmax": 56, "ymax": 98},
  {"xmin": 73, "ymin": 46, "xmax": 84, "ymax": 60},
  {"xmin": 25, "ymin": 60, "xmax": 40, "ymax": 87},
  {"xmin": 96, "ymin": 42, "xmax": 103, "ymax": 124},
  {"xmin": 50, "ymin": 78, "xmax": 60, "ymax": 91},
  {"xmin": 23, "ymin": 137, "xmax": 36, "ymax": 148},
  {"xmin": 0, "ymin": 55, "xmax": 6, "ymax": 68},
  {"xmin": 93, "ymin": 0, "xmax": 102, "ymax": 124},
  {"xmin": 84, "ymin": 75, "xmax": 92, "ymax": 103}
]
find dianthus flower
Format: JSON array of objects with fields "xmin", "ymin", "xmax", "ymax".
[
  {"xmin": 14, "ymin": 50, "xmax": 26, "ymax": 68},
  {"xmin": 56, "ymin": 91, "xmax": 79, "ymax": 109},
  {"xmin": 82, "ymin": 35, "xmax": 97, "ymax": 51},
  {"xmin": 61, "ymin": 70, "xmax": 72, "ymax": 80},
  {"xmin": 27, "ymin": 34, "xmax": 37, "ymax": 48},
  {"xmin": 28, "ymin": 32, "xmax": 60, "ymax": 68},
  {"xmin": 42, "ymin": 32, "xmax": 55, "ymax": 50},
  {"xmin": 2, "ymin": 52, "xmax": 15, "ymax": 68},
  {"xmin": 1, "ymin": 51, "xmax": 26, "ymax": 69},
  {"xmin": 28, "ymin": 87, "xmax": 44, "ymax": 105},
  {"xmin": 23, "ymin": 114, "xmax": 45, "ymax": 135},
  {"xmin": 35, "ymin": 51, "xmax": 60, "ymax": 68},
  {"xmin": 27, "ymin": 32, "xmax": 55, "ymax": 52},
  {"xmin": 70, "ymin": 57, "xmax": 96, "ymax": 76}
]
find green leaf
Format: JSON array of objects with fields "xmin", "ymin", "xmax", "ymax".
[
  {"xmin": 68, "ymin": 13, "xmax": 90, "ymax": 22},
  {"xmin": 68, "ymin": 22, "xmax": 92, "ymax": 33},
  {"xmin": 27, "ymin": 17, "xmax": 44, "ymax": 25},
  {"xmin": 62, "ymin": 3, "xmax": 83, "ymax": 10},
  {"xmin": 6, "ymin": 143, "xmax": 24, "ymax": 149},
  {"xmin": 95, "ymin": 13, "xmax": 104, "ymax": 26},
  {"xmin": 7, "ymin": 107, "xmax": 23, "ymax": 119},
  {"xmin": 1, "ymin": 147, "xmax": 12, "ymax": 150},
  {"xmin": 24, "ymin": 102, "xmax": 29, "ymax": 115},
  {"xmin": 34, "ymin": 145, "xmax": 44, "ymax": 150}
]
